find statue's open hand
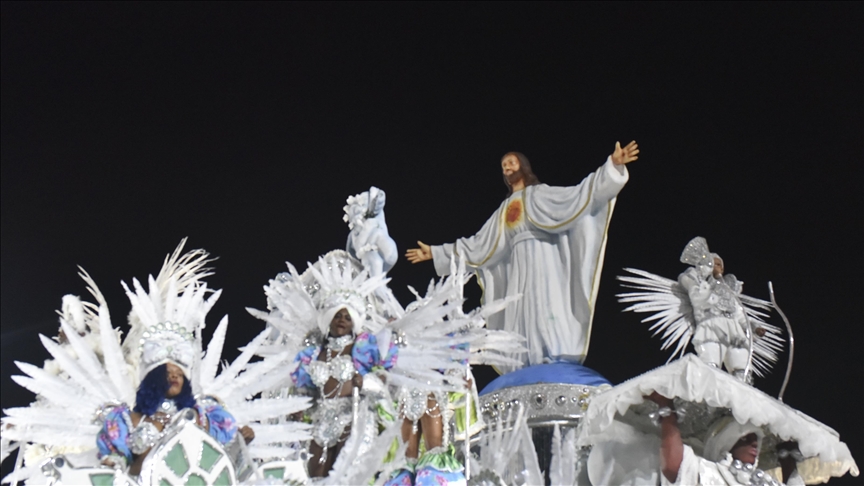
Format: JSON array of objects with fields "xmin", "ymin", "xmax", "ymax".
[
  {"xmin": 612, "ymin": 140, "xmax": 639, "ymax": 165},
  {"xmin": 405, "ymin": 241, "xmax": 432, "ymax": 264}
]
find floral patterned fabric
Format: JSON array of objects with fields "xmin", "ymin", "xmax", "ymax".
[
  {"xmin": 195, "ymin": 402, "xmax": 237, "ymax": 444},
  {"xmin": 379, "ymin": 333, "xmax": 400, "ymax": 370},
  {"xmin": 291, "ymin": 344, "xmax": 322, "ymax": 389},
  {"xmin": 353, "ymin": 332, "xmax": 398, "ymax": 374},
  {"xmin": 414, "ymin": 467, "xmax": 467, "ymax": 486},
  {"xmin": 96, "ymin": 405, "xmax": 134, "ymax": 462},
  {"xmin": 383, "ymin": 446, "xmax": 466, "ymax": 486},
  {"xmin": 96, "ymin": 401, "xmax": 237, "ymax": 464},
  {"xmin": 384, "ymin": 469, "xmax": 415, "ymax": 485}
]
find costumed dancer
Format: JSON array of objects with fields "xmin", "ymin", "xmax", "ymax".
[
  {"xmin": 384, "ymin": 258, "xmax": 515, "ymax": 486},
  {"xmin": 249, "ymin": 254, "xmax": 398, "ymax": 478},
  {"xmin": 406, "ymin": 142, "xmax": 639, "ymax": 372},
  {"xmin": 576, "ymin": 355, "xmax": 859, "ymax": 485},
  {"xmin": 1, "ymin": 240, "xmax": 311, "ymax": 485},
  {"xmin": 618, "ymin": 236, "xmax": 785, "ymax": 381},
  {"xmin": 646, "ymin": 392, "xmax": 800, "ymax": 486},
  {"xmin": 249, "ymin": 253, "xmax": 526, "ymax": 483}
]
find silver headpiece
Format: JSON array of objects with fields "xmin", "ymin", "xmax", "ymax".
[{"xmin": 680, "ymin": 236, "xmax": 718, "ymax": 277}]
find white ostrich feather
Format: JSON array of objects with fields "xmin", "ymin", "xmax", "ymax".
[
  {"xmin": 57, "ymin": 319, "xmax": 115, "ymax": 398},
  {"xmin": 243, "ymin": 423, "xmax": 312, "ymax": 446},
  {"xmin": 78, "ymin": 266, "xmax": 108, "ymax": 308},
  {"xmin": 246, "ymin": 445, "xmax": 303, "ymax": 460},
  {"xmin": 12, "ymin": 362, "xmax": 96, "ymax": 413},
  {"xmin": 59, "ymin": 295, "xmax": 88, "ymax": 334},
  {"xmin": 380, "ymin": 258, "xmax": 526, "ymax": 391},
  {"xmin": 218, "ymin": 353, "xmax": 294, "ymax": 402},
  {"xmin": 3, "ymin": 407, "xmax": 89, "ymax": 428},
  {"xmin": 2, "ymin": 426, "xmax": 99, "ymax": 449},
  {"xmin": 153, "ymin": 238, "xmax": 214, "ymax": 296},
  {"xmin": 229, "ymin": 396, "xmax": 312, "ymax": 424},
  {"xmin": 37, "ymin": 335, "xmax": 109, "ymax": 404},
  {"xmin": 471, "ymin": 406, "xmax": 543, "ymax": 485},
  {"xmin": 246, "ymin": 263, "xmax": 320, "ymax": 349},
  {"xmin": 98, "ymin": 304, "xmax": 135, "ymax": 405},
  {"xmin": 549, "ymin": 424, "xmax": 579, "ymax": 486},
  {"xmin": 1, "ymin": 465, "xmax": 39, "ymax": 485},
  {"xmin": 199, "ymin": 315, "xmax": 229, "ymax": 389},
  {"xmin": 206, "ymin": 327, "xmax": 270, "ymax": 394}
]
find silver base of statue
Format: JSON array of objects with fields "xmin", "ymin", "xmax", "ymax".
[{"xmin": 459, "ymin": 382, "xmax": 608, "ymax": 485}]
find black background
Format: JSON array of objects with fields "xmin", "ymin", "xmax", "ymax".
[{"xmin": 2, "ymin": 2, "xmax": 861, "ymax": 483}]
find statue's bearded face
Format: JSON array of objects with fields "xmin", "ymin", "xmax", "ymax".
[{"xmin": 501, "ymin": 154, "xmax": 522, "ymax": 185}]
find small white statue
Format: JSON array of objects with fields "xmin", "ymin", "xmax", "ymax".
[
  {"xmin": 618, "ymin": 237, "xmax": 784, "ymax": 382},
  {"xmin": 344, "ymin": 186, "xmax": 398, "ymax": 278}
]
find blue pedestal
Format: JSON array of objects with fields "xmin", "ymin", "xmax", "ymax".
[{"xmin": 479, "ymin": 362, "xmax": 610, "ymax": 395}]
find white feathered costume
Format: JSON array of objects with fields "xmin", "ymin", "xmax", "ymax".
[
  {"xmin": 247, "ymin": 250, "xmax": 527, "ymax": 483},
  {"xmin": 1, "ymin": 240, "xmax": 311, "ymax": 484}
]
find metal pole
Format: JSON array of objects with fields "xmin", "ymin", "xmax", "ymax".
[
  {"xmin": 352, "ymin": 380, "xmax": 361, "ymax": 432},
  {"xmin": 743, "ymin": 316, "xmax": 754, "ymax": 383},
  {"xmin": 769, "ymin": 282, "xmax": 795, "ymax": 402},
  {"xmin": 464, "ymin": 365, "xmax": 471, "ymax": 480}
]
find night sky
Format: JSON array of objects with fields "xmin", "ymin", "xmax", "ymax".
[{"xmin": 2, "ymin": 2, "xmax": 861, "ymax": 483}]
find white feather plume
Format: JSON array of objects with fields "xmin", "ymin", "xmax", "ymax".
[
  {"xmin": 470, "ymin": 406, "xmax": 543, "ymax": 485},
  {"xmin": 549, "ymin": 424, "xmax": 579, "ymax": 485}
]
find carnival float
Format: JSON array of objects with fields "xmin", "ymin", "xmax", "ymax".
[{"xmin": 1, "ymin": 142, "xmax": 858, "ymax": 485}]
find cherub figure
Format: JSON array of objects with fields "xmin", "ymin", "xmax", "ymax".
[
  {"xmin": 344, "ymin": 186, "xmax": 398, "ymax": 279},
  {"xmin": 618, "ymin": 237, "xmax": 784, "ymax": 381}
]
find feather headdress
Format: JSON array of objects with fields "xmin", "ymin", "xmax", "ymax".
[{"xmin": 305, "ymin": 252, "xmax": 390, "ymax": 334}]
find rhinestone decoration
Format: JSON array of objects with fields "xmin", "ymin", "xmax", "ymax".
[
  {"xmin": 310, "ymin": 397, "xmax": 353, "ymax": 448},
  {"xmin": 479, "ymin": 383, "xmax": 606, "ymax": 425}
]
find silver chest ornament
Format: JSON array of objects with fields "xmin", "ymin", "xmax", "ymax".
[{"xmin": 308, "ymin": 355, "xmax": 355, "ymax": 388}]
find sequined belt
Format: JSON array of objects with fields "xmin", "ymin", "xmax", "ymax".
[{"xmin": 310, "ymin": 397, "xmax": 353, "ymax": 447}]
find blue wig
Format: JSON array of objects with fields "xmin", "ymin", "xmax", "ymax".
[{"xmin": 134, "ymin": 364, "xmax": 196, "ymax": 415}]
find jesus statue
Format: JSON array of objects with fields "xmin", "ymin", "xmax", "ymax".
[{"xmin": 406, "ymin": 141, "xmax": 639, "ymax": 372}]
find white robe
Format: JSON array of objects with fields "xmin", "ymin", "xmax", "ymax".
[{"xmin": 431, "ymin": 157, "xmax": 628, "ymax": 370}]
